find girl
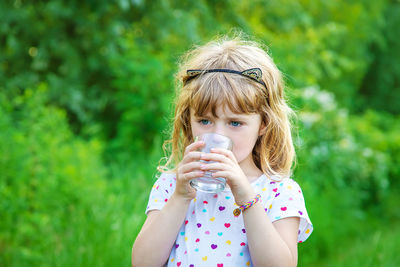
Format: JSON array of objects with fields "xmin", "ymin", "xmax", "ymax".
[{"xmin": 132, "ymin": 35, "xmax": 313, "ymax": 267}]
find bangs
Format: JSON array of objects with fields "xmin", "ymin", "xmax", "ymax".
[{"xmin": 188, "ymin": 73, "xmax": 266, "ymax": 117}]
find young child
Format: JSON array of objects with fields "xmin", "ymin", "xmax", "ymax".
[{"xmin": 132, "ymin": 35, "xmax": 313, "ymax": 267}]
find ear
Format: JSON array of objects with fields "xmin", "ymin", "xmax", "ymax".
[{"xmin": 258, "ymin": 122, "xmax": 267, "ymax": 136}]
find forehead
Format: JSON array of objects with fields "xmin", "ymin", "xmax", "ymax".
[
  {"xmin": 191, "ymin": 104, "xmax": 258, "ymax": 119},
  {"xmin": 188, "ymin": 72, "xmax": 265, "ymax": 118},
  {"xmin": 191, "ymin": 90, "xmax": 259, "ymax": 119}
]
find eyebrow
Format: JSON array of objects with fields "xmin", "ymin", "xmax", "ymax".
[
  {"xmin": 224, "ymin": 115, "xmax": 246, "ymax": 120},
  {"xmin": 194, "ymin": 114, "xmax": 247, "ymax": 120}
]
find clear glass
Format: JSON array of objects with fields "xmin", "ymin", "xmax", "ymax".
[{"xmin": 190, "ymin": 133, "xmax": 233, "ymax": 193}]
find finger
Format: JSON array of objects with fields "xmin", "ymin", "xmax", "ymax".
[
  {"xmin": 181, "ymin": 151, "xmax": 203, "ymax": 164},
  {"xmin": 200, "ymin": 152, "xmax": 231, "ymax": 164},
  {"xmin": 200, "ymin": 162, "xmax": 230, "ymax": 172},
  {"xmin": 180, "ymin": 171, "xmax": 205, "ymax": 182},
  {"xmin": 209, "ymin": 148, "xmax": 237, "ymax": 163},
  {"xmin": 179, "ymin": 161, "xmax": 203, "ymax": 174},
  {"xmin": 184, "ymin": 141, "xmax": 205, "ymax": 156},
  {"xmin": 211, "ymin": 170, "xmax": 232, "ymax": 180}
]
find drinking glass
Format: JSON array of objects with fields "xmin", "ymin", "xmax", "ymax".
[{"xmin": 190, "ymin": 133, "xmax": 233, "ymax": 193}]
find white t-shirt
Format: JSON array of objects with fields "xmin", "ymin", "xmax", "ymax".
[{"xmin": 146, "ymin": 172, "xmax": 313, "ymax": 267}]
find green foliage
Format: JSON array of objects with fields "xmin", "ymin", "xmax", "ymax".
[
  {"xmin": 231, "ymin": 0, "xmax": 389, "ymax": 109},
  {"xmin": 0, "ymin": 86, "xmax": 135, "ymax": 266},
  {"xmin": 1, "ymin": 0, "xmax": 400, "ymax": 266},
  {"xmin": 291, "ymin": 86, "xmax": 400, "ymax": 265},
  {"xmin": 1, "ymin": 1, "xmax": 120, "ymax": 127},
  {"xmin": 358, "ymin": 2, "xmax": 400, "ymax": 114}
]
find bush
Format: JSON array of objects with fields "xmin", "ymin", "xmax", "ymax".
[
  {"xmin": 291, "ymin": 86, "xmax": 400, "ymax": 265},
  {"xmin": 0, "ymin": 85, "xmax": 126, "ymax": 266}
]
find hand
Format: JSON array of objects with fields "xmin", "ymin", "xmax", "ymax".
[
  {"xmin": 174, "ymin": 140, "xmax": 205, "ymax": 202},
  {"xmin": 199, "ymin": 149, "xmax": 255, "ymax": 205}
]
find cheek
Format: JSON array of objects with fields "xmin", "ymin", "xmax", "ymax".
[
  {"xmin": 191, "ymin": 125, "xmax": 206, "ymax": 138},
  {"xmin": 232, "ymin": 138, "xmax": 258, "ymax": 161},
  {"xmin": 232, "ymin": 135, "xmax": 258, "ymax": 162},
  {"xmin": 190, "ymin": 120, "xmax": 201, "ymax": 136}
]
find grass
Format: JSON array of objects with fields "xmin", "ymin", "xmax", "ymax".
[
  {"xmin": 331, "ymin": 224, "xmax": 400, "ymax": 267},
  {"xmin": 2, "ymin": 153, "xmax": 399, "ymax": 266}
]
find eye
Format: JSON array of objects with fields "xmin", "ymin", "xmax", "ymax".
[
  {"xmin": 230, "ymin": 121, "xmax": 242, "ymax": 127},
  {"xmin": 199, "ymin": 119, "xmax": 211, "ymax": 125}
]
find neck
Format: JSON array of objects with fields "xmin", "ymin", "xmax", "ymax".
[{"xmin": 239, "ymin": 155, "xmax": 263, "ymax": 182}]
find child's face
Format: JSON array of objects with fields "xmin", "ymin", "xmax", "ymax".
[{"xmin": 190, "ymin": 105, "xmax": 265, "ymax": 171}]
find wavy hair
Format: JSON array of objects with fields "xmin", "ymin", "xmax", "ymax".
[{"xmin": 158, "ymin": 35, "xmax": 296, "ymax": 179}]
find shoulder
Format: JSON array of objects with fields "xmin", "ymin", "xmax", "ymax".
[
  {"xmin": 265, "ymin": 177, "xmax": 313, "ymax": 242},
  {"xmin": 157, "ymin": 171, "xmax": 176, "ymax": 181},
  {"xmin": 276, "ymin": 177, "xmax": 302, "ymax": 192},
  {"xmin": 259, "ymin": 175, "xmax": 306, "ymax": 209},
  {"xmin": 256, "ymin": 175, "xmax": 302, "ymax": 192},
  {"xmin": 145, "ymin": 172, "xmax": 176, "ymax": 214},
  {"xmin": 150, "ymin": 172, "xmax": 177, "ymax": 191},
  {"xmin": 271, "ymin": 177, "xmax": 304, "ymax": 201}
]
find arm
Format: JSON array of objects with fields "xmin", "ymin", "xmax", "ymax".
[
  {"xmin": 201, "ymin": 149, "xmax": 300, "ymax": 267},
  {"xmin": 132, "ymin": 194, "xmax": 191, "ymax": 267},
  {"xmin": 227, "ymin": 182, "xmax": 299, "ymax": 267},
  {"xmin": 132, "ymin": 141, "xmax": 205, "ymax": 267},
  {"xmin": 243, "ymin": 201, "xmax": 300, "ymax": 267}
]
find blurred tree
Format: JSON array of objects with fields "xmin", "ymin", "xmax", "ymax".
[
  {"xmin": 357, "ymin": 0, "xmax": 400, "ymax": 114},
  {"xmin": 1, "ymin": 0, "xmax": 394, "ymax": 159},
  {"xmin": 0, "ymin": 85, "xmax": 113, "ymax": 265},
  {"xmin": 233, "ymin": 0, "xmax": 388, "ymax": 109},
  {"xmin": 1, "ymin": 1, "xmax": 129, "ymax": 134},
  {"xmin": 1, "ymin": 0, "xmax": 400, "ymax": 266},
  {"xmin": 0, "ymin": 0, "xmax": 241, "ymax": 160}
]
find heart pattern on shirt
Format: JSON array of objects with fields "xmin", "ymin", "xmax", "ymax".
[{"xmin": 147, "ymin": 173, "xmax": 313, "ymax": 267}]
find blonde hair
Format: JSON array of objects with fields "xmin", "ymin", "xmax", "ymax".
[{"xmin": 158, "ymin": 35, "xmax": 296, "ymax": 178}]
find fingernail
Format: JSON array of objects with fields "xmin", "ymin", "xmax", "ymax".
[{"xmin": 200, "ymin": 164, "xmax": 206, "ymax": 169}]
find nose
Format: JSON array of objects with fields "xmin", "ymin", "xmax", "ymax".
[{"xmin": 213, "ymin": 123, "xmax": 227, "ymax": 137}]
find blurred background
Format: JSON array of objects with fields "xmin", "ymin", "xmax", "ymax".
[{"xmin": 1, "ymin": 0, "xmax": 399, "ymax": 266}]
